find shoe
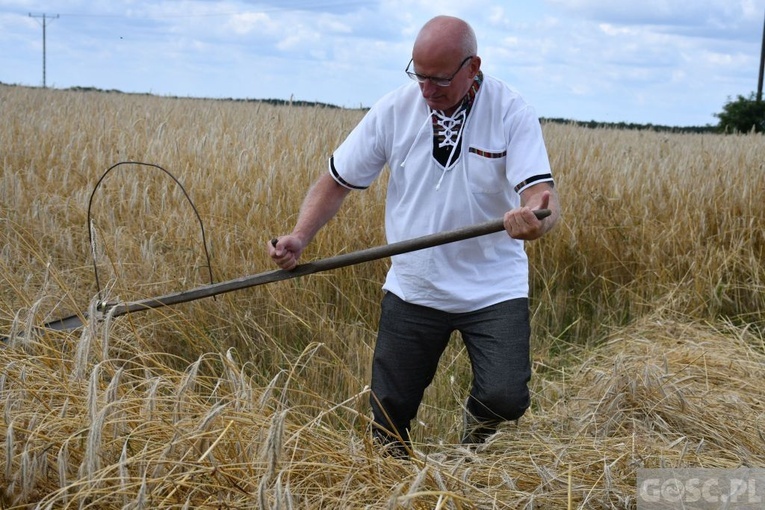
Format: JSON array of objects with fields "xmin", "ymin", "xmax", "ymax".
[
  {"xmin": 372, "ymin": 428, "xmax": 411, "ymax": 459},
  {"xmin": 461, "ymin": 403, "xmax": 499, "ymax": 444}
]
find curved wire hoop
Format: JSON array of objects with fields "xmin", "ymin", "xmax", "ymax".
[{"xmin": 87, "ymin": 161, "xmax": 215, "ymax": 303}]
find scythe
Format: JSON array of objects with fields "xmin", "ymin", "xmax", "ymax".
[{"xmin": 4, "ymin": 210, "xmax": 550, "ymax": 338}]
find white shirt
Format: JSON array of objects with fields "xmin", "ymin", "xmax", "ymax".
[{"xmin": 329, "ymin": 74, "xmax": 553, "ymax": 312}]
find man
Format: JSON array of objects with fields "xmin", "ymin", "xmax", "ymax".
[{"xmin": 269, "ymin": 15, "xmax": 560, "ymax": 457}]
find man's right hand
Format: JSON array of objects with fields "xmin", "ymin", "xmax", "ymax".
[{"xmin": 268, "ymin": 235, "xmax": 304, "ymax": 270}]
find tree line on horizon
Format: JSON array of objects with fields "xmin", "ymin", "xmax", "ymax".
[{"xmin": 1, "ymin": 81, "xmax": 761, "ymax": 134}]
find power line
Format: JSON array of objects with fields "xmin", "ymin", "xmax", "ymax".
[
  {"xmin": 29, "ymin": 12, "xmax": 59, "ymax": 88},
  {"xmin": 758, "ymin": 7, "xmax": 764, "ymax": 102},
  {"xmin": 46, "ymin": 0, "xmax": 375, "ymax": 19}
]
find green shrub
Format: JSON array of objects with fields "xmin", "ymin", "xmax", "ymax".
[{"xmin": 716, "ymin": 92, "xmax": 765, "ymax": 133}]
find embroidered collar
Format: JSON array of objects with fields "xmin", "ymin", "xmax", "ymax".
[
  {"xmin": 461, "ymin": 70, "xmax": 483, "ymax": 112},
  {"xmin": 430, "ymin": 71, "xmax": 483, "ymax": 170}
]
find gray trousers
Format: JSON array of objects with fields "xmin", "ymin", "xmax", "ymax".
[{"xmin": 370, "ymin": 292, "xmax": 531, "ymax": 453}]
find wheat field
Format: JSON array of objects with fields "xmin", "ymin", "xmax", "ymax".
[{"xmin": 1, "ymin": 83, "xmax": 764, "ymax": 508}]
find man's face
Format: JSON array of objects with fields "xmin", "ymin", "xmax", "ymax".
[{"xmin": 410, "ymin": 54, "xmax": 478, "ymax": 114}]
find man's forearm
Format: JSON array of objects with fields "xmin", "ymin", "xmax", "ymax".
[{"xmin": 291, "ymin": 173, "xmax": 351, "ymax": 246}]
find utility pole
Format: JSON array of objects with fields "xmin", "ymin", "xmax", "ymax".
[
  {"xmin": 29, "ymin": 13, "xmax": 59, "ymax": 88},
  {"xmin": 758, "ymin": 7, "xmax": 765, "ymax": 102}
]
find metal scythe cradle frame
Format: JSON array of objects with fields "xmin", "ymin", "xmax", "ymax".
[
  {"xmin": 87, "ymin": 162, "xmax": 216, "ymax": 307},
  {"xmin": 3, "ymin": 160, "xmax": 551, "ymax": 337}
]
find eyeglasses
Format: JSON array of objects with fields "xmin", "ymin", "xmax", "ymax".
[{"xmin": 405, "ymin": 56, "xmax": 473, "ymax": 87}]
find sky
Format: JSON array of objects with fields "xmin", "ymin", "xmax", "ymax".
[{"xmin": 1, "ymin": 0, "xmax": 764, "ymax": 127}]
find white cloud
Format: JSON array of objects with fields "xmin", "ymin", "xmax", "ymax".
[
  {"xmin": 227, "ymin": 12, "xmax": 274, "ymax": 35},
  {"xmin": 1, "ymin": 0, "xmax": 762, "ymax": 125}
]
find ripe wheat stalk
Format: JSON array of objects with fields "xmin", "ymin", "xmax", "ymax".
[{"xmin": 1, "ymin": 84, "xmax": 763, "ymax": 508}]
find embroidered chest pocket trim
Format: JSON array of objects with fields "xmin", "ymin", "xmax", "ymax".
[{"xmin": 468, "ymin": 147, "xmax": 507, "ymax": 159}]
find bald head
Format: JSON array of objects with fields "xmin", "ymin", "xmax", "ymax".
[{"xmin": 413, "ymin": 16, "xmax": 477, "ymax": 62}]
